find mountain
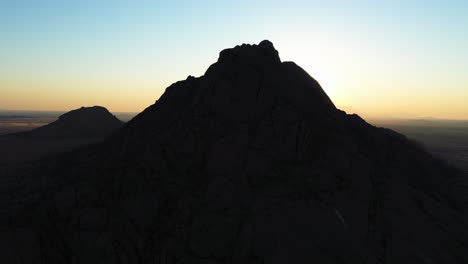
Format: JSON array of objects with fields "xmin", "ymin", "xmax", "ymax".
[
  {"xmin": 2, "ymin": 41, "xmax": 468, "ymax": 263},
  {"xmin": 13, "ymin": 106, "xmax": 123, "ymax": 138}
]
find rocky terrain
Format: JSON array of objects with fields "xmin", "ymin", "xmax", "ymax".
[{"xmin": 1, "ymin": 41, "xmax": 468, "ymax": 263}]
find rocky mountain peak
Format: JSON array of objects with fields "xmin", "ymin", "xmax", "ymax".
[{"xmin": 163, "ymin": 40, "xmax": 334, "ymax": 124}]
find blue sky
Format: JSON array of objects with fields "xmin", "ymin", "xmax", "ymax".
[{"xmin": 1, "ymin": 1, "xmax": 467, "ymax": 118}]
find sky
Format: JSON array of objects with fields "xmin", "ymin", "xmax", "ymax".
[{"xmin": 1, "ymin": 0, "xmax": 467, "ymax": 119}]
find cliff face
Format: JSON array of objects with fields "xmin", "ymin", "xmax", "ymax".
[{"xmin": 3, "ymin": 41, "xmax": 468, "ymax": 263}]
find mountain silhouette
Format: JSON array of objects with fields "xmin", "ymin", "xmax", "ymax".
[
  {"xmin": 14, "ymin": 106, "xmax": 123, "ymax": 138},
  {"xmin": 2, "ymin": 41, "xmax": 468, "ymax": 263}
]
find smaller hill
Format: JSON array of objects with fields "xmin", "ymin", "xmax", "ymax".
[
  {"xmin": 16, "ymin": 106, "xmax": 123, "ymax": 138},
  {"xmin": 0, "ymin": 106, "xmax": 123, "ymax": 165}
]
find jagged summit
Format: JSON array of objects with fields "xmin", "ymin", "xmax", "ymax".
[
  {"xmin": 18, "ymin": 106, "xmax": 123, "ymax": 138},
  {"xmin": 211, "ymin": 40, "xmax": 334, "ymax": 116},
  {"xmin": 141, "ymin": 40, "xmax": 335, "ymax": 129},
  {"xmin": 217, "ymin": 40, "xmax": 281, "ymax": 65}
]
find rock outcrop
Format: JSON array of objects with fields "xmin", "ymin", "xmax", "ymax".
[{"xmin": 2, "ymin": 41, "xmax": 468, "ymax": 263}]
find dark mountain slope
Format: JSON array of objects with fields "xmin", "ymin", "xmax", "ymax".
[{"xmin": 2, "ymin": 41, "xmax": 468, "ymax": 263}]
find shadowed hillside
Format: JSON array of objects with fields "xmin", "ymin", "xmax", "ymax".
[{"xmin": 2, "ymin": 41, "xmax": 468, "ymax": 263}]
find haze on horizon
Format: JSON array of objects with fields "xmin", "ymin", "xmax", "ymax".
[{"xmin": 1, "ymin": 0, "xmax": 467, "ymax": 119}]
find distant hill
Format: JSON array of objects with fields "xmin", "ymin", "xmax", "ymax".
[
  {"xmin": 13, "ymin": 106, "xmax": 123, "ymax": 138},
  {"xmin": 0, "ymin": 106, "xmax": 123, "ymax": 166},
  {"xmin": 3, "ymin": 41, "xmax": 468, "ymax": 263}
]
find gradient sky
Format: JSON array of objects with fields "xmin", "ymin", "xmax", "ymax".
[{"xmin": 1, "ymin": 0, "xmax": 467, "ymax": 119}]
